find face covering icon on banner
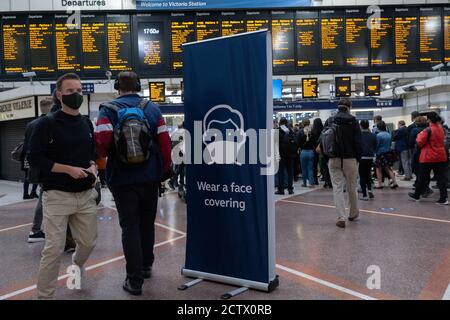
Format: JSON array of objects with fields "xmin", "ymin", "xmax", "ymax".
[{"xmin": 203, "ymin": 105, "xmax": 246, "ymax": 165}]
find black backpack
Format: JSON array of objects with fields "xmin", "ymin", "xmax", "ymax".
[
  {"xmin": 281, "ymin": 129, "xmax": 298, "ymax": 157},
  {"xmin": 320, "ymin": 118, "xmax": 344, "ymax": 158}
]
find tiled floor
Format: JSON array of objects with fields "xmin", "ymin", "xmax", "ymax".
[{"xmin": 0, "ymin": 180, "xmax": 449, "ymax": 300}]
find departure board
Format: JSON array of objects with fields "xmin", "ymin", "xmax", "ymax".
[
  {"xmin": 272, "ymin": 11, "xmax": 295, "ymax": 70},
  {"xmin": 364, "ymin": 76, "xmax": 381, "ymax": 96},
  {"xmin": 221, "ymin": 12, "xmax": 245, "ymax": 37},
  {"xmin": 81, "ymin": 15, "xmax": 106, "ymax": 72},
  {"xmin": 335, "ymin": 76, "xmax": 351, "ymax": 97},
  {"xmin": 321, "ymin": 10, "xmax": 345, "ymax": 68},
  {"xmin": 371, "ymin": 9, "xmax": 394, "ymax": 66},
  {"xmin": 296, "ymin": 11, "xmax": 320, "ymax": 68},
  {"xmin": 2, "ymin": 16, "xmax": 28, "ymax": 74},
  {"xmin": 445, "ymin": 8, "xmax": 450, "ymax": 63},
  {"xmin": 107, "ymin": 15, "xmax": 132, "ymax": 72},
  {"xmin": 170, "ymin": 13, "xmax": 195, "ymax": 72},
  {"xmin": 419, "ymin": 7, "xmax": 443, "ymax": 64},
  {"xmin": 29, "ymin": 15, "xmax": 55, "ymax": 75},
  {"xmin": 302, "ymin": 78, "xmax": 318, "ymax": 98},
  {"xmin": 196, "ymin": 13, "xmax": 220, "ymax": 41},
  {"xmin": 345, "ymin": 9, "xmax": 368, "ymax": 67},
  {"xmin": 137, "ymin": 19, "xmax": 168, "ymax": 74},
  {"xmin": 246, "ymin": 11, "xmax": 269, "ymax": 32},
  {"xmin": 395, "ymin": 8, "xmax": 418, "ymax": 65},
  {"xmin": 55, "ymin": 15, "xmax": 81, "ymax": 72},
  {"xmin": 149, "ymin": 81, "xmax": 165, "ymax": 102}
]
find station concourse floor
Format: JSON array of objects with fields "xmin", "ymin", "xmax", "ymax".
[{"xmin": 0, "ymin": 179, "xmax": 449, "ymax": 300}]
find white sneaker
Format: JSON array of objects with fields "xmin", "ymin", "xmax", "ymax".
[{"xmin": 69, "ymin": 254, "xmax": 85, "ymax": 290}]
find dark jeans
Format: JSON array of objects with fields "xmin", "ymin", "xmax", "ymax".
[
  {"xmin": 32, "ymin": 188, "xmax": 44, "ymax": 233},
  {"xmin": 414, "ymin": 162, "xmax": 448, "ymax": 200},
  {"xmin": 23, "ymin": 170, "xmax": 38, "ymax": 197},
  {"xmin": 111, "ymin": 182, "xmax": 159, "ymax": 288},
  {"xmin": 320, "ymin": 155, "xmax": 332, "ymax": 187},
  {"xmin": 359, "ymin": 159, "xmax": 373, "ymax": 197},
  {"xmin": 278, "ymin": 158, "xmax": 294, "ymax": 192}
]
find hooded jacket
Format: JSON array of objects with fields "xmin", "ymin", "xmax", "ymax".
[{"xmin": 416, "ymin": 123, "xmax": 447, "ymax": 163}]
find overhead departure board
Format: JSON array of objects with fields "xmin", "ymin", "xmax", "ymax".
[
  {"xmin": 364, "ymin": 76, "xmax": 381, "ymax": 96},
  {"xmin": 335, "ymin": 76, "xmax": 351, "ymax": 97},
  {"xmin": 419, "ymin": 7, "xmax": 443, "ymax": 64},
  {"xmin": 107, "ymin": 15, "xmax": 133, "ymax": 72},
  {"xmin": 371, "ymin": 8, "xmax": 394, "ymax": 66},
  {"xmin": 445, "ymin": 8, "xmax": 450, "ymax": 63},
  {"xmin": 136, "ymin": 17, "xmax": 169, "ymax": 75},
  {"xmin": 149, "ymin": 81, "xmax": 165, "ymax": 102},
  {"xmin": 245, "ymin": 11, "xmax": 269, "ymax": 32},
  {"xmin": 29, "ymin": 15, "xmax": 55, "ymax": 75},
  {"xmin": 321, "ymin": 10, "xmax": 345, "ymax": 68},
  {"xmin": 221, "ymin": 12, "xmax": 245, "ymax": 37},
  {"xmin": 82, "ymin": 14, "xmax": 106, "ymax": 73},
  {"xmin": 345, "ymin": 9, "xmax": 368, "ymax": 67},
  {"xmin": 302, "ymin": 78, "xmax": 318, "ymax": 98},
  {"xmin": 55, "ymin": 14, "xmax": 81, "ymax": 72},
  {"xmin": 296, "ymin": 11, "xmax": 320, "ymax": 69},
  {"xmin": 170, "ymin": 13, "xmax": 195, "ymax": 72},
  {"xmin": 2, "ymin": 16, "xmax": 28, "ymax": 74},
  {"xmin": 395, "ymin": 8, "xmax": 418, "ymax": 65},
  {"xmin": 196, "ymin": 12, "xmax": 220, "ymax": 41},
  {"xmin": 271, "ymin": 11, "xmax": 295, "ymax": 70}
]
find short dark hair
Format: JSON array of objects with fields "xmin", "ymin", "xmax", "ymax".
[
  {"xmin": 374, "ymin": 115, "xmax": 382, "ymax": 122},
  {"xmin": 338, "ymin": 99, "xmax": 352, "ymax": 110},
  {"xmin": 117, "ymin": 71, "xmax": 140, "ymax": 92},
  {"xmin": 398, "ymin": 120, "xmax": 406, "ymax": 126},
  {"xmin": 279, "ymin": 117, "xmax": 288, "ymax": 126},
  {"xmin": 56, "ymin": 73, "xmax": 80, "ymax": 91},
  {"xmin": 376, "ymin": 120, "xmax": 387, "ymax": 131},
  {"xmin": 360, "ymin": 119, "xmax": 369, "ymax": 129},
  {"xmin": 428, "ymin": 112, "xmax": 441, "ymax": 124},
  {"xmin": 411, "ymin": 111, "xmax": 420, "ymax": 119}
]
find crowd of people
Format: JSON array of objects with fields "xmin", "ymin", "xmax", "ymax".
[{"xmin": 275, "ymin": 99, "xmax": 450, "ymax": 228}]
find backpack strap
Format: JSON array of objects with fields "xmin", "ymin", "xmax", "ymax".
[
  {"xmin": 100, "ymin": 102, "xmax": 120, "ymax": 112},
  {"xmin": 139, "ymin": 98, "xmax": 149, "ymax": 110}
]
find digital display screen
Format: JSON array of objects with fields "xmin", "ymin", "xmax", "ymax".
[
  {"xmin": 395, "ymin": 8, "xmax": 418, "ymax": 65},
  {"xmin": 55, "ymin": 14, "xmax": 81, "ymax": 72},
  {"xmin": 271, "ymin": 11, "xmax": 295, "ymax": 70},
  {"xmin": 170, "ymin": 13, "xmax": 195, "ymax": 72},
  {"xmin": 296, "ymin": 11, "xmax": 320, "ymax": 68},
  {"xmin": 445, "ymin": 8, "xmax": 450, "ymax": 63},
  {"xmin": 196, "ymin": 13, "xmax": 220, "ymax": 41},
  {"xmin": 82, "ymin": 14, "xmax": 106, "ymax": 72},
  {"xmin": 419, "ymin": 7, "xmax": 443, "ymax": 64},
  {"xmin": 246, "ymin": 11, "xmax": 269, "ymax": 32},
  {"xmin": 364, "ymin": 76, "xmax": 381, "ymax": 96},
  {"xmin": 335, "ymin": 76, "xmax": 351, "ymax": 97},
  {"xmin": 137, "ymin": 19, "xmax": 168, "ymax": 74},
  {"xmin": 107, "ymin": 15, "xmax": 133, "ymax": 72},
  {"xmin": 2, "ymin": 16, "xmax": 28, "ymax": 74},
  {"xmin": 371, "ymin": 9, "xmax": 394, "ymax": 66},
  {"xmin": 149, "ymin": 81, "xmax": 165, "ymax": 103},
  {"xmin": 345, "ymin": 9, "xmax": 368, "ymax": 67},
  {"xmin": 273, "ymin": 79, "xmax": 282, "ymax": 99},
  {"xmin": 321, "ymin": 10, "xmax": 345, "ymax": 68},
  {"xmin": 302, "ymin": 78, "xmax": 318, "ymax": 98},
  {"xmin": 221, "ymin": 12, "xmax": 245, "ymax": 37},
  {"xmin": 29, "ymin": 15, "xmax": 55, "ymax": 75}
]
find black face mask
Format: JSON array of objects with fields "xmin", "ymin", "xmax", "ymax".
[{"xmin": 62, "ymin": 92, "xmax": 83, "ymax": 110}]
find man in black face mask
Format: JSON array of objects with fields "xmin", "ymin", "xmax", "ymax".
[{"xmin": 28, "ymin": 73, "xmax": 98, "ymax": 299}]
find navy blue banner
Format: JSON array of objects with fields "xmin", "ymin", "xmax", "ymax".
[
  {"xmin": 182, "ymin": 31, "xmax": 277, "ymax": 291},
  {"xmin": 137, "ymin": 0, "xmax": 311, "ymax": 10}
]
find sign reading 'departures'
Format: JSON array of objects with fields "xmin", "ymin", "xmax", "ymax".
[
  {"xmin": 0, "ymin": 97, "xmax": 36, "ymax": 122},
  {"xmin": 54, "ymin": 0, "xmax": 122, "ymax": 10},
  {"xmin": 137, "ymin": 0, "xmax": 311, "ymax": 10}
]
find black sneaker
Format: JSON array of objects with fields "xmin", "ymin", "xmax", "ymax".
[
  {"xmin": 123, "ymin": 279, "xmax": 142, "ymax": 295},
  {"xmin": 275, "ymin": 190, "xmax": 284, "ymax": 195},
  {"xmin": 27, "ymin": 231, "xmax": 45, "ymax": 243},
  {"xmin": 368, "ymin": 192, "xmax": 375, "ymax": 199},
  {"xmin": 30, "ymin": 192, "xmax": 39, "ymax": 199},
  {"xmin": 421, "ymin": 188, "xmax": 434, "ymax": 198},
  {"xmin": 143, "ymin": 267, "xmax": 152, "ymax": 279},
  {"xmin": 23, "ymin": 194, "xmax": 31, "ymax": 200},
  {"xmin": 64, "ymin": 244, "xmax": 76, "ymax": 254},
  {"xmin": 436, "ymin": 199, "xmax": 449, "ymax": 205},
  {"xmin": 408, "ymin": 192, "xmax": 420, "ymax": 201},
  {"xmin": 288, "ymin": 189, "xmax": 294, "ymax": 195}
]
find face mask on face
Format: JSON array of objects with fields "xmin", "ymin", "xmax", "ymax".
[{"xmin": 61, "ymin": 92, "xmax": 83, "ymax": 110}]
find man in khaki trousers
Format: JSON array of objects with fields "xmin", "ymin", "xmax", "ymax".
[{"xmin": 28, "ymin": 73, "xmax": 98, "ymax": 299}]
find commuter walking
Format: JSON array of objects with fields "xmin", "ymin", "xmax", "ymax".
[
  {"xmin": 95, "ymin": 71, "xmax": 172, "ymax": 295},
  {"xmin": 374, "ymin": 121, "xmax": 398, "ymax": 189},
  {"xmin": 393, "ymin": 120, "xmax": 412, "ymax": 180},
  {"xmin": 28, "ymin": 73, "xmax": 98, "ymax": 299},
  {"xmin": 276, "ymin": 118, "xmax": 298, "ymax": 195},
  {"xmin": 321, "ymin": 99, "xmax": 362, "ymax": 228},
  {"xmin": 298, "ymin": 118, "xmax": 318, "ymax": 188},
  {"xmin": 409, "ymin": 113, "xmax": 448, "ymax": 205},
  {"xmin": 359, "ymin": 120, "xmax": 377, "ymax": 200},
  {"xmin": 21, "ymin": 120, "xmax": 39, "ymax": 199},
  {"xmin": 311, "ymin": 118, "xmax": 324, "ymax": 185}
]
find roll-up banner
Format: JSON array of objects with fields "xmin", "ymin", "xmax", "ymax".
[{"xmin": 181, "ymin": 30, "xmax": 278, "ymax": 292}]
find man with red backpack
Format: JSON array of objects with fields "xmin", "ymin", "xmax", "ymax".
[
  {"xmin": 95, "ymin": 71, "xmax": 172, "ymax": 295},
  {"xmin": 409, "ymin": 112, "xmax": 448, "ymax": 205}
]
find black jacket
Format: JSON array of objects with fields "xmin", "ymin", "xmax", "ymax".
[
  {"xmin": 360, "ymin": 130, "xmax": 377, "ymax": 158},
  {"xmin": 332, "ymin": 109, "xmax": 362, "ymax": 161},
  {"xmin": 279, "ymin": 127, "xmax": 298, "ymax": 159}
]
